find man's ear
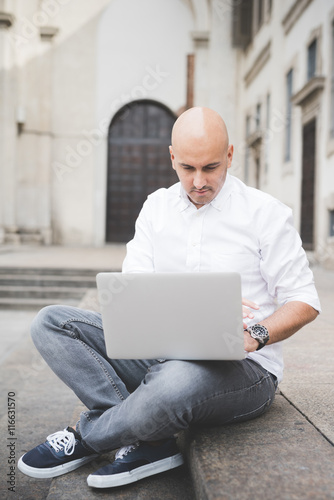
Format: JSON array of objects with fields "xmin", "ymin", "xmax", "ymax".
[
  {"xmin": 227, "ymin": 144, "xmax": 234, "ymax": 169},
  {"xmin": 169, "ymin": 146, "xmax": 176, "ymax": 170}
]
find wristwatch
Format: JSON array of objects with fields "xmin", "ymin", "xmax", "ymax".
[{"xmin": 246, "ymin": 324, "xmax": 269, "ymax": 350}]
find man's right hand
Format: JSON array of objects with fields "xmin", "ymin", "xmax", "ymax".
[{"xmin": 242, "ymin": 298, "xmax": 259, "ymax": 330}]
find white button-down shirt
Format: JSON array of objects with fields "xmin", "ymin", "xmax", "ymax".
[{"xmin": 122, "ymin": 174, "xmax": 321, "ymax": 382}]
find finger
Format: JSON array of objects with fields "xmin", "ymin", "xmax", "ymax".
[{"xmin": 242, "ymin": 298, "xmax": 260, "ymax": 309}]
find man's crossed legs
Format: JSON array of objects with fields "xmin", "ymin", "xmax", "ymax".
[{"xmin": 18, "ymin": 305, "xmax": 276, "ymax": 488}]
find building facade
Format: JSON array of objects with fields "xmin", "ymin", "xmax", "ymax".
[
  {"xmin": 233, "ymin": 0, "xmax": 334, "ymax": 268},
  {"xmin": 0, "ymin": 0, "xmax": 333, "ymax": 267}
]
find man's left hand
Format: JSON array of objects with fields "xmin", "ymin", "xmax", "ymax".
[
  {"xmin": 244, "ymin": 330, "xmax": 260, "ymax": 352},
  {"xmin": 242, "ymin": 298, "xmax": 260, "ymax": 352}
]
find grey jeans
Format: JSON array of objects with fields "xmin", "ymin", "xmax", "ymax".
[{"xmin": 31, "ymin": 305, "xmax": 277, "ymax": 454}]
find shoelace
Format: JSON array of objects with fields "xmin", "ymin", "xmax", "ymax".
[
  {"xmin": 46, "ymin": 429, "xmax": 76, "ymax": 456},
  {"xmin": 115, "ymin": 442, "xmax": 139, "ymax": 460}
]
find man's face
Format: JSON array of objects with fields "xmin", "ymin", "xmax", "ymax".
[{"xmin": 169, "ymin": 142, "xmax": 233, "ymax": 209}]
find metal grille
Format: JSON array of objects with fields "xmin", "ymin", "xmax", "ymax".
[{"xmin": 106, "ymin": 101, "xmax": 177, "ymax": 243}]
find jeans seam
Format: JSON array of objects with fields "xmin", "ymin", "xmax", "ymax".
[
  {"xmin": 78, "ymin": 338, "xmax": 125, "ymax": 402},
  {"xmin": 60, "ymin": 318, "xmax": 125, "ymax": 402},
  {"xmin": 60, "ymin": 317, "xmax": 103, "ymax": 330},
  {"xmin": 137, "ymin": 373, "xmax": 273, "ymax": 441},
  {"xmin": 187, "ymin": 372, "xmax": 271, "ymax": 409},
  {"xmin": 67, "ymin": 333, "xmax": 125, "ymax": 402},
  {"xmin": 232, "ymin": 396, "xmax": 272, "ymax": 420},
  {"xmin": 200, "ymin": 372, "xmax": 271, "ymax": 403},
  {"xmin": 83, "ymin": 411, "xmax": 93, "ymax": 422}
]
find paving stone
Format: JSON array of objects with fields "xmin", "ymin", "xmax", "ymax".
[
  {"xmin": 186, "ymin": 395, "xmax": 334, "ymax": 500},
  {"xmin": 0, "ymin": 251, "xmax": 332, "ymax": 500},
  {"xmin": 46, "ymin": 441, "xmax": 194, "ymax": 500},
  {"xmin": 0, "ymin": 335, "xmax": 79, "ymax": 500}
]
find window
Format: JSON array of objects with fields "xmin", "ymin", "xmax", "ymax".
[
  {"xmin": 330, "ymin": 21, "xmax": 334, "ymax": 137},
  {"xmin": 246, "ymin": 115, "xmax": 251, "ymax": 137},
  {"xmin": 232, "ymin": 0, "xmax": 254, "ymax": 49},
  {"xmin": 266, "ymin": 94, "xmax": 270, "ymax": 130},
  {"xmin": 245, "ymin": 116, "xmax": 251, "ymax": 182},
  {"xmin": 255, "ymin": 157, "xmax": 261, "ymax": 189},
  {"xmin": 285, "ymin": 69, "xmax": 293, "ymax": 161},
  {"xmin": 245, "ymin": 147, "xmax": 250, "ymax": 184},
  {"xmin": 258, "ymin": 0, "xmax": 264, "ymax": 28},
  {"xmin": 265, "ymin": 93, "xmax": 270, "ymax": 172},
  {"xmin": 330, "ymin": 210, "xmax": 334, "ymax": 237},
  {"xmin": 307, "ymin": 39, "xmax": 317, "ymax": 80},
  {"xmin": 256, "ymin": 103, "xmax": 261, "ymax": 130}
]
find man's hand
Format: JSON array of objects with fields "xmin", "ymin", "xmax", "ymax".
[
  {"xmin": 244, "ymin": 330, "xmax": 261, "ymax": 352},
  {"xmin": 242, "ymin": 298, "xmax": 259, "ymax": 330},
  {"xmin": 242, "ymin": 298, "xmax": 260, "ymax": 352},
  {"xmin": 242, "ymin": 299, "xmax": 319, "ymax": 352}
]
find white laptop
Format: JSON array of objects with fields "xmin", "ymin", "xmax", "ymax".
[{"xmin": 96, "ymin": 272, "xmax": 245, "ymax": 360}]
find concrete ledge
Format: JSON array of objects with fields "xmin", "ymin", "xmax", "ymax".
[{"xmin": 185, "ymin": 394, "xmax": 334, "ymax": 500}]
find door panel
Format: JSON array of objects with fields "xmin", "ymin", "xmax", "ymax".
[
  {"xmin": 300, "ymin": 119, "xmax": 316, "ymax": 250},
  {"xmin": 106, "ymin": 101, "xmax": 177, "ymax": 243}
]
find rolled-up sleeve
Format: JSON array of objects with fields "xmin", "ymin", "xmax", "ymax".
[{"xmin": 258, "ymin": 200, "xmax": 321, "ymax": 312}]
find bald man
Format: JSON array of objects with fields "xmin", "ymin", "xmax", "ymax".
[{"xmin": 19, "ymin": 107, "xmax": 320, "ymax": 489}]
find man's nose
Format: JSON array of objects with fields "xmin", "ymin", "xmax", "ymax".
[{"xmin": 193, "ymin": 171, "xmax": 206, "ymax": 189}]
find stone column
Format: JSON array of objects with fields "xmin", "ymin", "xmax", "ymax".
[
  {"xmin": 0, "ymin": 10, "xmax": 18, "ymax": 244},
  {"xmin": 15, "ymin": 26, "xmax": 58, "ymax": 245}
]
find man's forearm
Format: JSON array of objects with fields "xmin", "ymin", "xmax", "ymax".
[
  {"xmin": 260, "ymin": 301, "xmax": 319, "ymax": 345},
  {"xmin": 244, "ymin": 300, "xmax": 319, "ymax": 352}
]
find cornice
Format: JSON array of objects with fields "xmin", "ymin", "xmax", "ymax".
[{"xmin": 244, "ymin": 41, "xmax": 271, "ymax": 87}]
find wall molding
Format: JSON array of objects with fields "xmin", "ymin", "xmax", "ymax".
[
  {"xmin": 282, "ymin": 0, "xmax": 314, "ymax": 35},
  {"xmin": 244, "ymin": 41, "xmax": 271, "ymax": 87}
]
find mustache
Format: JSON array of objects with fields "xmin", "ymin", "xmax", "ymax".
[{"xmin": 190, "ymin": 186, "xmax": 212, "ymax": 192}]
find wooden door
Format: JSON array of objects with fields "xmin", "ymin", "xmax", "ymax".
[
  {"xmin": 300, "ymin": 118, "xmax": 316, "ymax": 250},
  {"xmin": 106, "ymin": 101, "xmax": 177, "ymax": 243}
]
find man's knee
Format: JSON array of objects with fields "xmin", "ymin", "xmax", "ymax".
[{"xmin": 30, "ymin": 305, "xmax": 71, "ymax": 345}]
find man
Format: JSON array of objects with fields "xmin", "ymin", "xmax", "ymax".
[{"xmin": 18, "ymin": 107, "xmax": 320, "ymax": 489}]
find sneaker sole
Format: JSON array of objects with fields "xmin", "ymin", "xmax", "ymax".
[
  {"xmin": 18, "ymin": 453, "xmax": 99, "ymax": 479},
  {"xmin": 87, "ymin": 452, "xmax": 184, "ymax": 488}
]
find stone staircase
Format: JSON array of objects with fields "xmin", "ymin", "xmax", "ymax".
[
  {"xmin": 1, "ymin": 268, "xmax": 334, "ymax": 498},
  {"xmin": 0, "ymin": 267, "xmax": 99, "ymax": 310}
]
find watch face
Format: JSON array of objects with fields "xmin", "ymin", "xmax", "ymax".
[
  {"xmin": 249, "ymin": 324, "xmax": 269, "ymax": 344},
  {"xmin": 253, "ymin": 325, "xmax": 268, "ymax": 339}
]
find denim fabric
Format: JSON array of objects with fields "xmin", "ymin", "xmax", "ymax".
[{"xmin": 31, "ymin": 305, "xmax": 277, "ymax": 454}]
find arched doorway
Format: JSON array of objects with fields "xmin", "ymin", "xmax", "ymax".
[{"xmin": 105, "ymin": 100, "xmax": 177, "ymax": 243}]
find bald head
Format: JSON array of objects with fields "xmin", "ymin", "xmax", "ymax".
[
  {"xmin": 171, "ymin": 107, "xmax": 229, "ymax": 156},
  {"xmin": 169, "ymin": 107, "xmax": 233, "ymax": 209}
]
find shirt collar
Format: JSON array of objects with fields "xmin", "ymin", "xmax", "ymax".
[
  {"xmin": 210, "ymin": 173, "xmax": 233, "ymax": 211},
  {"xmin": 177, "ymin": 173, "xmax": 232, "ymax": 212}
]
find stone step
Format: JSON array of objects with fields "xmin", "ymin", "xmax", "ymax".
[
  {"xmin": 0, "ymin": 267, "xmax": 101, "ymax": 309},
  {"xmin": 0, "ymin": 274, "xmax": 96, "ymax": 288},
  {"xmin": 0, "ymin": 296, "xmax": 81, "ymax": 310},
  {"xmin": 3, "ymin": 289, "xmax": 334, "ymax": 499},
  {"xmin": 0, "ymin": 285, "xmax": 89, "ymax": 299},
  {"xmin": 0, "ymin": 267, "xmax": 101, "ymax": 277},
  {"xmin": 185, "ymin": 394, "xmax": 334, "ymax": 499}
]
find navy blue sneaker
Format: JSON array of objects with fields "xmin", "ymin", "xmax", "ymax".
[
  {"xmin": 87, "ymin": 439, "xmax": 184, "ymax": 488},
  {"xmin": 18, "ymin": 427, "xmax": 98, "ymax": 478}
]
